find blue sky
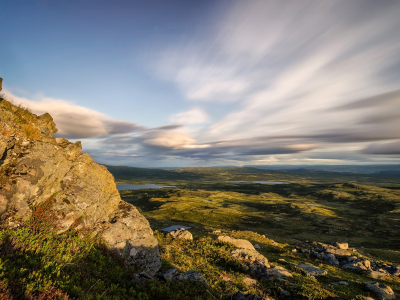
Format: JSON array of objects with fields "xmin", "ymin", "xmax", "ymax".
[{"xmin": 1, "ymin": 0, "xmax": 400, "ymax": 167}]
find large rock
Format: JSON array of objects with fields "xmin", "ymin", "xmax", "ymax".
[
  {"xmin": 168, "ymin": 228, "xmax": 193, "ymax": 240},
  {"xmin": 332, "ymin": 242, "xmax": 348, "ymax": 250},
  {"xmin": 0, "ymin": 99, "xmax": 160, "ymax": 274},
  {"xmin": 325, "ymin": 248, "xmax": 351, "ymax": 257},
  {"xmin": 231, "ymin": 249, "xmax": 270, "ymax": 269},
  {"xmin": 264, "ymin": 266, "xmax": 292, "ymax": 279},
  {"xmin": 364, "ymin": 281, "xmax": 395, "ymax": 300},
  {"xmin": 217, "ymin": 235, "xmax": 255, "ymax": 250},
  {"xmin": 297, "ymin": 264, "xmax": 328, "ymax": 276},
  {"xmin": 342, "ymin": 260, "xmax": 372, "ymax": 272}
]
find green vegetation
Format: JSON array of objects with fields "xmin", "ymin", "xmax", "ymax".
[
  {"xmin": 120, "ymin": 180, "xmax": 400, "ymax": 249},
  {"xmin": 2, "ymin": 166, "xmax": 399, "ymax": 299},
  {"xmin": 0, "ymin": 197, "xmax": 215, "ymax": 299}
]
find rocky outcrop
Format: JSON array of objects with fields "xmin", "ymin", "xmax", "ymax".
[{"xmin": 0, "ymin": 98, "xmax": 160, "ymax": 274}]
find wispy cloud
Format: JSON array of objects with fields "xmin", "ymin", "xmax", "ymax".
[
  {"xmin": 3, "ymin": 92, "xmax": 143, "ymax": 139},
  {"xmin": 4, "ymin": 0, "xmax": 400, "ymax": 167},
  {"xmin": 169, "ymin": 107, "xmax": 209, "ymax": 125}
]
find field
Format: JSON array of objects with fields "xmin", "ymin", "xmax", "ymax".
[{"xmin": 110, "ymin": 166, "xmax": 400, "ymax": 250}]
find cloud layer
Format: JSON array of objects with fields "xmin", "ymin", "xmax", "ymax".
[
  {"xmin": 3, "ymin": 92, "xmax": 143, "ymax": 139},
  {"xmin": 3, "ymin": 0, "xmax": 400, "ymax": 167}
]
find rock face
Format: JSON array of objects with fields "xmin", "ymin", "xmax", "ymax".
[{"xmin": 0, "ymin": 99, "xmax": 160, "ymax": 274}]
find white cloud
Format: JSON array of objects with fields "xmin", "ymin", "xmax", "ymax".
[
  {"xmin": 2, "ymin": 91, "xmax": 142, "ymax": 139},
  {"xmin": 169, "ymin": 107, "xmax": 209, "ymax": 125},
  {"xmin": 141, "ymin": 131, "xmax": 208, "ymax": 150}
]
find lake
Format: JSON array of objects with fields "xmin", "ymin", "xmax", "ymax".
[
  {"xmin": 225, "ymin": 181, "xmax": 288, "ymax": 184},
  {"xmin": 117, "ymin": 184, "xmax": 176, "ymax": 190}
]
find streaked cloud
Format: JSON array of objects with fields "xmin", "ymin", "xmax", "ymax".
[
  {"xmin": 169, "ymin": 107, "xmax": 209, "ymax": 125},
  {"xmin": 2, "ymin": 91, "xmax": 143, "ymax": 139},
  {"xmin": 3, "ymin": 0, "xmax": 400, "ymax": 167}
]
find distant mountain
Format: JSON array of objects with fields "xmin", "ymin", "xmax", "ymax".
[{"xmin": 245, "ymin": 164, "xmax": 400, "ymax": 174}]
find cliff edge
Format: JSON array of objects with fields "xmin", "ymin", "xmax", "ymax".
[{"xmin": 0, "ymin": 87, "xmax": 161, "ymax": 274}]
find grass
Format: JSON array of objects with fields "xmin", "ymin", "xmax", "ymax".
[
  {"xmin": 0, "ymin": 98, "xmax": 41, "ymax": 140},
  {"xmin": 0, "ymin": 196, "xmax": 217, "ymax": 299},
  {"xmin": 1, "ymin": 191, "xmax": 400, "ymax": 299},
  {"xmin": 120, "ymin": 182, "xmax": 400, "ymax": 250}
]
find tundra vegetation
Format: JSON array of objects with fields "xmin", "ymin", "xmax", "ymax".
[{"xmin": 1, "ymin": 95, "xmax": 400, "ymax": 299}]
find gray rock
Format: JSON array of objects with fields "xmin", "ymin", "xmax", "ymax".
[
  {"xmin": 370, "ymin": 270, "xmax": 390, "ymax": 279},
  {"xmin": 342, "ymin": 260, "xmax": 372, "ymax": 272},
  {"xmin": 264, "ymin": 266, "xmax": 293, "ymax": 279},
  {"xmin": 332, "ymin": 242, "xmax": 349, "ymax": 249},
  {"xmin": 173, "ymin": 270, "xmax": 209, "ymax": 285},
  {"xmin": 231, "ymin": 249, "xmax": 270, "ymax": 269},
  {"xmin": 158, "ymin": 268, "xmax": 178, "ymax": 281},
  {"xmin": 254, "ymin": 243, "xmax": 261, "ymax": 249},
  {"xmin": 231, "ymin": 292, "xmax": 246, "ymax": 300},
  {"xmin": 132, "ymin": 272, "xmax": 154, "ymax": 281},
  {"xmin": 297, "ymin": 264, "xmax": 328, "ymax": 276},
  {"xmin": 384, "ymin": 265, "xmax": 400, "ymax": 276},
  {"xmin": 365, "ymin": 281, "xmax": 395, "ymax": 300},
  {"xmin": 330, "ymin": 281, "xmax": 349, "ymax": 286},
  {"xmin": 168, "ymin": 228, "xmax": 193, "ymax": 240},
  {"xmin": 324, "ymin": 253, "xmax": 340, "ymax": 266}
]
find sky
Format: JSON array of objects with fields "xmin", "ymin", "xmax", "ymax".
[{"xmin": 1, "ymin": 0, "xmax": 400, "ymax": 167}]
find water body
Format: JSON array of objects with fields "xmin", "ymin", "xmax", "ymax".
[
  {"xmin": 225, "ymin": 181, "xmax": 288, "ymax": 184},
  {"xmin": 117, "ymin": 184, "xmax": 176, "ymax": 190},
  {"xmin": 161, "ymin": 225, "xmax": 192, "ymax": 232}
]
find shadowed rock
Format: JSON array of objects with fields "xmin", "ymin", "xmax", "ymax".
[
  {"xmin": 297, "ymin": 264, "xmax": 328, "ymax": 276},
  {"xmin": 0, "ymin": 99, "xmax": 160, "ymax": 274},
  {"xmin": 364, "ymin": 281, "xmax": 395, "ymax": 300},
  {"xmin": 342, "ymin": 260, "xmax": 372, "ymax": 272}
]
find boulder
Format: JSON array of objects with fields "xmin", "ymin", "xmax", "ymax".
[
  {"xmin": 364, "ymin": 281, "xmax": 395, "ymax": 300},
  {"xmin": 168, "ymin": 228, "xmax": 193, "ymax": 240},
  {"xmin": 297, "ymin": 264, "xmax": 328, "ymax": 276},
  {"xmin": 342, "ymin": 260, "xmax": 372, "ymax": 272},
  {"xmin": 264, "ymin": 266, "xmax": 293, "ymax": 279},
  {"xmin": 172, "ymin": 270, "xmax": 208, "ymax": 285},
  {"xmin": 243, "ymin": 277, "xmax": 258, "ymax": 287},
  {"xmin": 231, "ymin": 249, "xmax": 270, "ymax": 269},
  {"xmin": 217, "ymin": 235, "xmax": 255, "ymax": 250},
  {"xmin": 0, "ymin": 100, "xmax": 160, "ymax": 274},
  {"xmin": 324, "ymin": 253, "xmax": 340, "ymax": 267},
  {"xmin": 325, "ymin": 248, "xmax": 351, "ymax": 257},
  {"xmin": 384, "ymin": 265, "xmax": 400, "ymax": 277},
  {"xmin": 332, "ymin": 242, "xmax": 348, "ymax": 250},
  {"xmin": 158, "ymin": 268, "xmax": 178, "ymax": 281},
  {"xmin": 370, "ymin": 270, "xmax": 390, "ymax": 279}
]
